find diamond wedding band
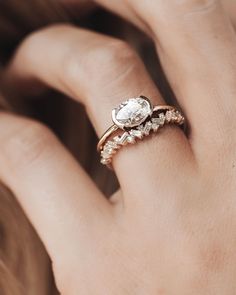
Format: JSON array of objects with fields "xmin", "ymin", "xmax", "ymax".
[{"xmin": 97, "ymin": 96, "xmax": 185, "ymax": 167}]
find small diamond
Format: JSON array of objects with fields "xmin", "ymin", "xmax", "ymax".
[
  {"xmin": 113, "ymin": 136, "xmax": 121, "ymax": 143},
  {"xmin": 151, "ymin": 116, "xmax": 164, "ymax": 126},
  {"xmin": 117, "ymin": 132, "xmax": 130, "ymax": 145},
  {"xmin": 126, "ymin": 135, "xmax": 136, "ymax": 144},
  {"xmin": 165, "ymin": 110, "xmax": 173, "ymax": 122},
  {"xmin": 137, "ymin": 124, "xmax": 145, "ymax": 134},
  {"xmin": 101, "ymin": 158, "xmax": 110, "ymax": 165},
  {"xmin": 143, "ymin": 121, "xmax": 152, "ymax": 136},
  {"xmin": 169, "ymin": 111, "xmax": 177, "ymax": 122},
  {"xmin": 103, "ymin": 146, "xmax": 114, "ymax": 154},
  {"xmin": 101, "ymin": 150, "xmax": 111, "ymax": 159},
  {"xmin": 151, "ymin": 119, "xmax": 159, "ymax": 132},
  {"xmin": 129, "ymin": 129, "xmax": 143, "ymax": 139},
  {"xmin": 158, "ymin": 113, "xmax": 165, "ymax": 125},
  {"xmin": 176, "ymin": 112, "xmax": 184, "ymax": 124},
  {"xmin": 106, "ymin": 140, "xmax": 118, "ymax": 149},
  {"xmin": 103, "ymin": 141, "xmax": 115, "ymax": 154}
]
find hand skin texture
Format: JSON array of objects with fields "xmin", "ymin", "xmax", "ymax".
[{"xmin": 1, "ymin": 0, "xmax": 236, "ymax": 294}]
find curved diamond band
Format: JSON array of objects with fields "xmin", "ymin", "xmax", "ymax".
[{"xmin": 97, "ymin": 96, "xmax": 185, "ymax": 167}]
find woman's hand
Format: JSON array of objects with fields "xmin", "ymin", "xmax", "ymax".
[{"xmin": 1, "ymin": 1, "xmax": 236, "ymax": 293}]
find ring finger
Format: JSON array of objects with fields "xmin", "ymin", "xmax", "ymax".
[{"xmin": 96, "ymin": 0, "xmax": 236, "ymax": 156}]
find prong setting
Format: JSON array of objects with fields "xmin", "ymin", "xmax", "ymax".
[{"xmin": 112, "ymin": 97, "xmax": 153, "ymax": 129}]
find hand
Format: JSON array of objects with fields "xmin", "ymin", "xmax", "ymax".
[{"xmin": 1, "ymin": 1, "xmax": 236, "ymax": 292}]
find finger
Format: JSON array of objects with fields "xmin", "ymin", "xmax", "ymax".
[
  {"xmin": 0, "ymin": 111, "xmax": 111, "ymax": 263},
  {"xmin": 222, "ymin": 0, "xmax": 236, "ymax": 26},
  {"xmin": 4, "ymin": 25, "xmax": 193, "ymax": 201},
  {"xmin": 96, "ymin": 0, "xmax": 236, "ymax": 154},
  {"xmin": 95, "ymin": 0, "xmax": 236, "ymax": 35},
  {"xmin": 135, "ymin": 1, "xmax": 236, "ymax": 150}
]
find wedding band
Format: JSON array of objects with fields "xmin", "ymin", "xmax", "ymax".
[{"xmin": 97, "ymin": 96, "xmax": 185, "ymax": 166}]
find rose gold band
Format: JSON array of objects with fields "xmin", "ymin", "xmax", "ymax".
[
  {"xmin": 97, "ymin": 105, "xmax": 175, "ymax": 152},
  {"xmin": 97, "ymin": 124, "xmax": 118, "ymax": 152},
  {"xmin": 99, "ymin": 106, "xmax": 185, "ymax": 167},
  {"xmin": 97, "ymin": 95, "xmax": 185, "ymax": 168}
]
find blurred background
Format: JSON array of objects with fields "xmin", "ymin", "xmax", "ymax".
[{"xmin": 0, "ymin": 1, "xmax": 235, "ymax": 294}]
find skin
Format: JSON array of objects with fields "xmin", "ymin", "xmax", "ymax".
[{"xmin": 1, "ymin": 0, "xmax": 236, "ymax": 294}]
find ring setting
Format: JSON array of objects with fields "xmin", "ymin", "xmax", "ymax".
[
  {"xmin": 97, "ymin": 96, "xmax": 185, "ymax": 167},
  {"xmin": 112, "ymin": 96, "xmax": 153, "ymax": 129}
]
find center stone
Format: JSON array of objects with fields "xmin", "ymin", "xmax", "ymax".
[{"xmin": 112, "ymin": 97, "xmax": 152, "ymax": 129}]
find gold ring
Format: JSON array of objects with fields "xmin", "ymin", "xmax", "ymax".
[{"xmin": 97, "ymin": 96, "xmax": 185, "ymax": 167}]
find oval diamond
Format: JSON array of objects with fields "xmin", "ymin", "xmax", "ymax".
[{"xmin": 112, "ymin": 97, "xmax": 152, "ymax": 129}]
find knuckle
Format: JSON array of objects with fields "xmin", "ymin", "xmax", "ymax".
[
  {"xmin": 62, "ymin": 39, "xmax": 140, "ymax": 91},
  {"xmin": 168, "ymin": 0, "xmax": 218, "ymax": 16},
  {"xmin": 151, "ymin": 0, "xmax": 218, "ymax": 22},
  {"xmin": 4, "ymin": 119, "xmax": 57, "ymax": 169},
  {"xmin": 88, "ymin": 39, "xmax": 138, "ymax": 67},
  {"xmin": 18, "ymin": 29, "xmax": 46, "ymax": 65},
  {"xmin": 22, "ymin": 24, "xmax": 70, "ymax": 47},
  {"xmin": 19, "ymin": 24, "xmax": 73, "ymax": 66}
]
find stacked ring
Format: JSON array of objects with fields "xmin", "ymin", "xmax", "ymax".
[{"xmin": 97, "ymin": 96, "xmax": 185, "ymax": 167}]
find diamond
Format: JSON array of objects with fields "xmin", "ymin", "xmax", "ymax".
[
  {"xmin": 180, "ymin": 117, "xmax": 184, "ymax": 124},
  {"xmin": 106, "ymin": 140, "xmax": 118, "ymax": 149},
  {"xmin": 129, "ymin": 129, "xmax": 143, "ymax": 139},
  {"xmin": 101, "ymin": 150, "xmax": 111, "ymax": 159},
  {"xmin": 103, "ymin": 146, "xmax": 114, "ymax": 154},
  {"xmin": 143, "ymin": 121, "xmax": 152, "ymax": 136},
  {"xmin": 126, "ymin": 135, "xmax": 136, "ymax": 144},
  {"xmin": 113, "ymin": 136, "xmax": 121, "ymax": 143},
  {"xmin": 137, "ymin": 124, "xmax": 145, "ymax": 133},
  {"xmin": 151, "ymin": 118, "xmax": 160, "ymax": 132},
  {"xmin": 158, "ymin": 113, "xmax": 165, "ymax": 125},
  {"xmin": 112, "ymin": 97, "xmax": 152, "ymax": 129},
  {"xmin": 151, "ymin": 115, "xmax": 165, "ymax": 127},
  {"xmin": 176, "ymin": 112, "xmax": 184, "ymax": 124},
  {"xmin": 165, "ymin": 110, "xmax": 173, "ymax": 123},
  {"xmin": 113, "ymin": 132, "xmax": 130, "ymax": 145},
  {"xmin": 101, "ymin": 158, "xmax": 110, "ymax": 165}
]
